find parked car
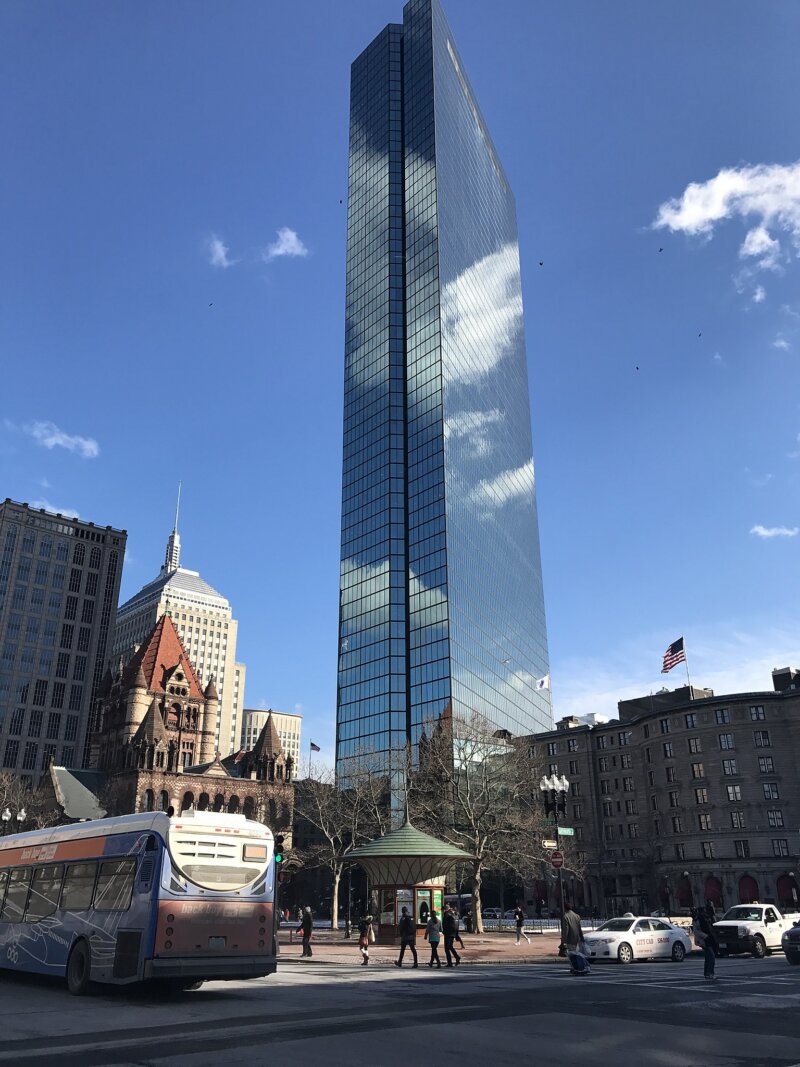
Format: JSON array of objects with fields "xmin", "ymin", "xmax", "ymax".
[
  {"xmin": 781, "ymin": 920, "xmax": 800, "ymax": 965},
  {"xmin": 481, "ymin": 908, "xmax": 502, "ymax": 919}
]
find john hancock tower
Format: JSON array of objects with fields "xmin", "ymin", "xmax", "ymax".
[{"xmin": 336, "ymin": 0, "xmax": 552, "ymax": 795}]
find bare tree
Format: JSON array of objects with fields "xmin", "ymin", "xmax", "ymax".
[
  {"xmin": 0, "ymin": 772, "xmax": 61, "ymax": 831},
  {"xmin": 410, "ymin": 711, "xmax": 583, "ymax": 933},
  {"xmin": 292, "ymin": 759, "xmax": 392, "ymax": 924}
]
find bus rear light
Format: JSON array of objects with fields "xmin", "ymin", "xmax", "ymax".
[
  {"xmin": 167, "ymin": 914, "xmax": 175, "ymax": 923},
  {"xmin": 259, "ymin": 927, "xmax": 265, "ymax": 935},
  {"xmin": 166, "ymin": 927, "xmax": 174, "ymax": 936},
  {"xmin": 258, "ymin": 940, "xmax": 265, "ymax": 948},
  {"xmin": 165, "ymin": 941, "xmax": 172, "ymax": 950}
]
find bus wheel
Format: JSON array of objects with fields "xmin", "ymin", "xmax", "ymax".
[{"xmin": 66, "ymin": 941, "xmax": 92, "ymax": 996}]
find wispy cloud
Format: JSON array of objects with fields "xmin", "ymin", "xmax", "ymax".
[
  {"xmin": 773, "ymin": 335, "xmax": 791, "ymax": 351},
  {"xmin": 263, "ymin": 227, "xmax": 309, "ymax": 261},
  {"xmin": 468, "ymin": 458, "xmax": 535, "ymax": 514},
  {"xmin": 24, "ymin": 421, "xmax": 99, "ymax": 459},
  {"xmin": 752, "ymin": 285, "xmax": 766, "ymax": 304},
  {"xmin": 552, "ymin": 619, "xmax": 800, "ymax": 721},
  {"xmin": 739, "ymin": 225, "xmax": 782, "ymax": 270},
  {"xmin": 444, "ymin": 409, "xmax": 504, "ymax": 458},
  {"xmin": 712, "ymin": 351, "xmax": 725, "ymax": 365},
  {"xmin": 207, "ymin": 234, "xmax": 237, "ymax": 269},
  {"xmin": 788, "ymin": 433, "xmax": 800, "ymax": 460},
  {"xmin": 29, "ymin": 498, "xmax": 80, "ymax": 519},
  {"xmin": 750, "ymin": 524, "xmax": 799, "ymax": 539}
]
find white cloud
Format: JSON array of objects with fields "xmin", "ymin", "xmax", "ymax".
[
  {"xmin": 739, "ymin": 225, "xmax": 781, "ymax": 270},
  {"xmin": 468, "ymin": 458, "xmax": 535, "ymax": 514},
  {"xmin": 24, "ymin": 421, "xmax": 99, "ymax": 458},
  {"xmin": 782, "ymin": 303, "xmax": 800, "ymax": 319},
  {"xmin": 752, "ymin": 285, "xmax": 766, "ymax": 303},
  {"xmin": 712, "ymin": 351, "xmax": 724, "ymax": 365},
  {"xmin": 294, "ymin": 703, "xmax": 304, "ymax": 713},
  {"xmin": 773, "ymin": 335, "xmax": 791, "ymax": 351},
  {"xmin": 654, "ymin": 160, "xmax": 800, "ymax": 250},
  {"xmin": 552, "ymin": 619, "xmax": 800, "ymax": 722},
  {"xmin": 750, "ymin": 524, "xmax": 799, "ymax": 539},
  {"xmin": 29, "ymin": 498, "xmax": 79, "ymax": 519},
  {"xmin": 207, "ymin": 234, "xmax": 236, "ymax": 269},
  {"xmin": 441, "ymin": 242, "xmax": 523, "ymax": 384},
  {"xmin": 788, "ymin": 433, "xmax": 800, "ymax": 459},
  {"xmin": 263, "ymin": 227, "xmax": 309, "ymax": 261}
]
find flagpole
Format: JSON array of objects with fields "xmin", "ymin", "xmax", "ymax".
[{"xmin": 682, "ymin": 636, "xmax": 692, "ymax": 693}]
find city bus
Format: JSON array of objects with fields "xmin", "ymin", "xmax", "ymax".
[{"xmin": 0, "ymin": 809, "xmax": 279, "ymax": 994}]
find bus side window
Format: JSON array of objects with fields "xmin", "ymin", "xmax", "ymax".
[
  {"xmin": 94, "ymin": 858, "xmax": 136, "ymax": 913},
  {"xmin": 0, "ymin": 868, "xmax": 32, "ymax": 923},
  {"xmin": 25, "ymin": 865, "xmax": 65, "ymax": 923},
  {"xmin": 60, "ymin": 862, "xmax": 98, "ymax": 912},
  {"xmin": 0, "ymin": 870, "xmax": 8, "ymax": 911}
]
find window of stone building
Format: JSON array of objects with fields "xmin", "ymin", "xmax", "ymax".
[
  {"xmin": 602, "ymin": 799, "xmax": 613, "ymax": 817},
  {"xmin": 569, "ymin": 760, "xmax": 578, "ymax": 775},
  {"xmin": 666, "ymin": 766, "xmax": 676, "ymax": 783},
  {"xmin": 735, "ymin": 840, "xmax": 750, "ymax": 858},
  {"xmin": 758, "ymin": 756, "xmax": 774, "ymax": 774},
  {"xmin": 762, "ymin": 782, "xmax": 779, "ymax": 800},
  {"xmin": 730, "ymin": 811, "xmax": 745, "ymax": 829},
  {"xmin": 698, "ymin": 814, "xmax": 712, "ymax": 831},
  {"xmin": 773, "ymin": 840, "xmax": 789, "ymax": 857},
  {"xmin": 768, "ymin": 810, "xmax": 784, "ymax": 828},
  {"xmin": 625, "ymin": 799, "xmax": 637, "ymax": 815},
  {"xmin": 727, "ymin": 784, "xmax": 742, "ymax": 801},
  {"xmin": 722, "ymin": 759, "xmax": 738, "ymax": 775},
  {"xmin": 650, "ymin": 795, "xmax": 658, "ymax": 811},
  {"xmin": 694, "ymin": 788, "xmax": 708, "ymax": 805},
  {"xmin": 647, "ymin": 770, "xmax": 654, "ymax": 787},
  {"xmin": 753, "ymin": 730, "xmax": 771, "ymax": 748},
  {"xmin": 715, "ymin": 708, "xmax": 730, "ymax": 725},
  {"xmin": 685, "ymin": 713, "xmax": 697, "ymax": 729},
  {"xmin": 672, "ymin": 817, "xmax": 683, "ymax": 834},
  {"xmin": 749, "ymin": 705, "xmax": 765, "ymax": 721},
  {"xmin": 702, "ymin": 842, "xmax": 714, "ymax": 859},
  {"xmin": 621, "ymin": 754, "xmax": 632, "ymax": 769},
  {"xmin": 669, "ymin": 791, "xmax": 679, "ymax": 808},
  {"xmin": 596, "ymin": 736, "xmax": 608, "ymax": 750},
  {"xmin": 623, "ymin": 777, "xmax": 634, "ymax": 792},
  {"xmin": 663, "ymin": 742, "xmax": 673, "ymax": 758},
  {"xmin": 659, "ymin": 718, "xmax": 670, "ymax": 734},
  {"xmin": 718, "ymin": 733, "xmax": 734, "ymax": 750},
  {"xmin": 688, "ymin": 737, "xmax": 701, "ymax": 754},
  {"xmin": 691, "ymin": 762, "xmax": 704, "ymax": 779}
]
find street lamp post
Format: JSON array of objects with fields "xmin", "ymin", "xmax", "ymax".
[
  {"xmin": 540, "ymin": 774, "xmax": 569, "ymax": 952},
  {"xmin": 1, "ymin": 807, "xmax": 25, "ymax": 836}
]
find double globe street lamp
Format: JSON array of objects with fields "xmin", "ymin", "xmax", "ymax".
[
  {"xmin": 1, "ymin": 807, "xmax": 26, "ymax": 836},
  {"xmin": 539, "ymin": 774, "xmax": 570, "ymax": 943}
]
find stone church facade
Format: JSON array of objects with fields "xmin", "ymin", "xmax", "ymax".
[{"xmin": 90, "ymin": 613, "xmax": 293, "ymax": 836}]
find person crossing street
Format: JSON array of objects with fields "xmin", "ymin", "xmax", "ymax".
[
  {"xmin": 395, "ymin": 906, "xmax": 418, "ymax": 968},
  {"xmin": 442, "ymin": 903, "xmax": 461, "ymax": 967}
]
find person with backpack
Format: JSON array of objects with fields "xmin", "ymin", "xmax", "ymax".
[
  {"xmin": 395, "ymin": 906, "xmax": 418, "ymax": 968},
  {"xmin": 442, "ymin": 903, "xmax": 461, "ymax": 967},
  {"xmin": 425, "ymin": 909, "xmax": 443, "ymax": 967},
  {"xmin": 299, "ymin": 906, "xmax": 313, "ymax": 958}
]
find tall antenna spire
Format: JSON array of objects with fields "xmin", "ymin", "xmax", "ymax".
[{"xmin": 163, "ymin": 482, "xmax": 182, "ymax": 572}]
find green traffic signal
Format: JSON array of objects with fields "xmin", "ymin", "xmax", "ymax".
[{"xmin": 275, "ymin": 834, "xmax": 285, "ymax": 865}]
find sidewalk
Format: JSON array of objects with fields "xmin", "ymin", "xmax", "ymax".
[{"xmin": 278, "ymin": 929, "xmax": 563, "ymax": 966}]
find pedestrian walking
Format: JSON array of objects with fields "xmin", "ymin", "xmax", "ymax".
[
  {"xmin": 425, "ymin": 910, "xmax": 443, "ymax": 967},
  {"xmin": 442, "ymin": 903, "xmax": 461, "ymax": 967},
  {"xmin": 300, "ymin": 906, "xmax": 313, "ymax": 958},
  {"xmin": 395, "ymin": 906, "xmax": 418, "ymax": 968},
  {"xmin": 693, "ymin": 908, "xmax": 718, "ymax": 981},
  {"xmin": 560, "ymin": 901, "xmax": 583, "ymax": 958},
  {"xmin": 514, "ymin": 904, "xmax": 531, "ymax": 945},
  {"xmin": 358, "ymin": 914, "xmax": 374, "ymax": 965}
]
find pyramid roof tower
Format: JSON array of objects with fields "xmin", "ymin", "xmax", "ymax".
[
  {"xmin": 132, "ymin": 697, "xmax": 168, "ymax": 747},
  {"xmin": 252, "ymin": 712, "xmax": 283, "ymax": 761},
  {"xmin": 122, "ymin": 614, "xmax": 205, "ymax": 700}
]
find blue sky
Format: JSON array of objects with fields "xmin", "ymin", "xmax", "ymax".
[{"xmin": 3, "ymin": 1, "xmax": 800, "ymax": 764}]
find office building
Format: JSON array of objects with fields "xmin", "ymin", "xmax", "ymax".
[
  {"xmin": 0, "ymin": 498, "xmax": 126, "ymax": 777},
  {"xmin": 112, "ymin": 509, "xmax": 242, "ymax": 755},
  {"xmin": 241, "ymin": 708, "xmax": 302, "ymax": 769},
  {"xmin": 525, "ymin": 673, "xmax": 800, "ymax": 915},
  {"xmin": 337, "ymin": 0, "xmax": 551, "ymax": 792}
]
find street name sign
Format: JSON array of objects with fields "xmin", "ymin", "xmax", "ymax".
[{"xmin": 557, "ymin": 827, "xmax": 575, "ymax": 836}]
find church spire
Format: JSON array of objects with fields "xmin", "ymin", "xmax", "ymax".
[{"xmin": 163, "ymin": 481, "xmax": 182, "ymax": 572}]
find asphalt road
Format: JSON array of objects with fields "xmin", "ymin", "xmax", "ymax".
[{"xmin": 1, "ymin": 954, "xmax": 799, "ymax": 1066}]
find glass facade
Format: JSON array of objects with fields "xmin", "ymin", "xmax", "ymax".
[{"xmin": 337, "ymin": 0, "xmax": 551, "ymax": 795}]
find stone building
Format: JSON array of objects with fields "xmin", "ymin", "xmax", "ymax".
[
  {"xmin": 88, "ymin": 612, "xmax": 293, "ymax": 834},
  {"xmin": 111, "ymin": 505, "xmax": 245, "ymax": 756},
  {"xmin": 241, "ymin": 708, "xmax": 302, "ymax": 768},
  {"xmin": 525, "ymin": 670, "xmax": 800, "ymax": 915}
]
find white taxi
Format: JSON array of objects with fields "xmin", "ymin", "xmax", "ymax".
[{"xmin": 582, "ymin": 916, "xmax": 693, "ymax": 964}]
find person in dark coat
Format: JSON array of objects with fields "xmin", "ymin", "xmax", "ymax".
[
  {"xmin": 514, "ymin": 904, "xmax": 531, "ymax": 945},
  {"xmin": 395, "ymin": 906, "xmax": 418, "ymax": 968},
  {"xmin": 560, "ymin": 901, "xmax": 583, "ymax": 955},
  {"xmin": 442, "ymin": 903, "xmax": 461, "ymax": 966},
  {"xmin": 693, "ymin": 908, "xmax": 718, "ymax": 980},
  {"xmin": 300, "ymin": 907, "xmax": 313, "ymax": 957}
]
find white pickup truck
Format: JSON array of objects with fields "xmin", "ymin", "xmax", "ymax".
[{"xmin": 713, "ymin": 904, "xmax": 793, "ymax": 958}]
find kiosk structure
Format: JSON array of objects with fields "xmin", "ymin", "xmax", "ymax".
[{"xmin": 347, "ymin": 820, "xmax": 472, "ymax": 943}]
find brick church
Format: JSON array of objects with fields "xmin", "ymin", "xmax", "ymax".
[{"xmin": 48, "ymin": 613, "xmax": 293, "ymax": 836}]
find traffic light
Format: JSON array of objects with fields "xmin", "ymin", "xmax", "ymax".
[{"xmin": 274, "ymin": 834, "xmax": 285, "ymax": 866}]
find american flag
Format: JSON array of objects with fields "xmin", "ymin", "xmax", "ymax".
[
  {"xmin": 661, "ymin": 637, "xmax": 686, "ymax": 674},
  {"xmin": 309, "ymin": 741, "xmax": 321, "ymax": 753}
]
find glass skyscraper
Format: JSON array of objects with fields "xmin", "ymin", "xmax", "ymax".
[{"xmin": 337, "ymin": 0, "xmax": 551, "ymax": 791}]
